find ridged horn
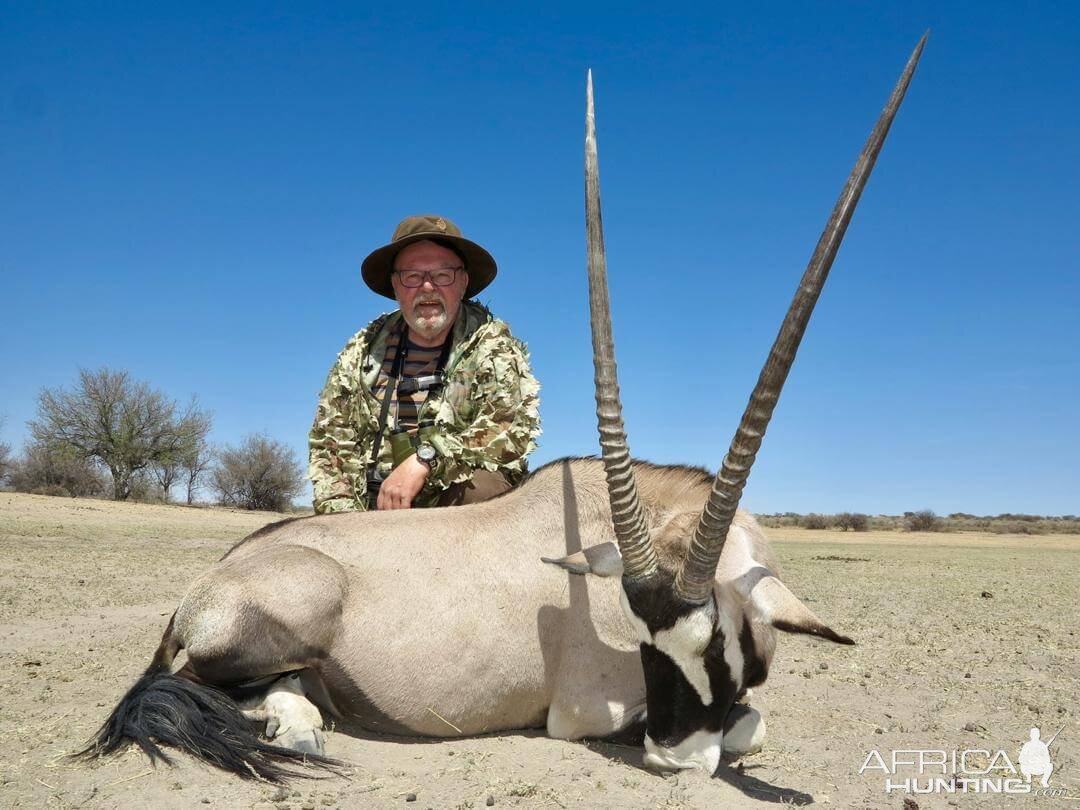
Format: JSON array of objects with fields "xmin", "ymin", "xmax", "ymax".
[
  {"xmin": 675, "ymin": 33, "xmax": 929, "ymax": 604},
  {"xmin": 584, "ymin": 70, "xmax": 659, "ymax": 580}
]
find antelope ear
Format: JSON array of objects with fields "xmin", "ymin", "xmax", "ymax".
[
  {"xmin": 749, "ymin": 574, "xmax": 855, "ymax": 645},
  {"xmin": 542, "ymin": 542, "xmax": 624, "ymax": 577}
]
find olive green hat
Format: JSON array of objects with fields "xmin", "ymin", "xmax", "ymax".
[{"xmin": 361, "ymin": 214, "xmax": 498, "ymax": 300}]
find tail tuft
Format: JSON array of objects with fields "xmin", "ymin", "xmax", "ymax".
[{"xmin": 74, "ymin": 662, "xmax": 342, "ymax": 783}]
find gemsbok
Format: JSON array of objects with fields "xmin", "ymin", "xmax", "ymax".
[{"xmin": 80, "ymin": 34, "xmax": 927, "ymax": 781}]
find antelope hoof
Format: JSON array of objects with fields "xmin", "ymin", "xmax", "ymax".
[
  {"xmin": 722, "ymin": 704, "xmax": 765, "ymax": 757},
  {"xmin": 276, "ymin": 726, "xmax": 326, "ymax": 756}
]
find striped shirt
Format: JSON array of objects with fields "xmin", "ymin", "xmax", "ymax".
[{"xmin": 371, "ymin": 332, "xmax": 448, "ymax": 434}]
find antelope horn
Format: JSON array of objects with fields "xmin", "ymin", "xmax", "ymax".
[
  {"xmin": 584, "ymin": 70, "xmax": 659, "ymax": 581},
  {"xmin": 675, "ymin": 33, "xmax": 929, "ymax": 604}
]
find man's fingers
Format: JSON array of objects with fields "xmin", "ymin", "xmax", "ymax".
[{"xmin": 380, "ymin": 485, "xmax": 408, "ymax": 510}]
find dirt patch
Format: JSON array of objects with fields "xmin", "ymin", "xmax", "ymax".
[{"xmin": 1, "ymin": 494, "xmax": 1076, "ymax": 807}]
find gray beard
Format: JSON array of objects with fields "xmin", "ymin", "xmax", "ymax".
[{"xmin": 407, "ymin": 301, "xmax": 448, "ymax": 339}]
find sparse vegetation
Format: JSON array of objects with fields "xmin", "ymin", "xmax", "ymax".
[
  {"xmin": 757, "ymin": 511, "xmax": 1080, "ymax": 535},
  {"xmin": 151, "ymin": 407, "xmax": 213, "ymax": 502},
  {"xmin": 0, "ymin": 418, "xmax": 11, "ymax": 485},
  {"xmin": 8, "ymin": 439, "xmax": 109, "ymax": 497},
  {"xmin": 800, "ymin": 513, "xmax": 831, "ymax": 530},
  {"xmin": 210, "ymin": 433, "xmax": 304, "ymax": 511},
  {"xmin": 836, "ymin": 512, "xmax": 870, "ymax": 532},
  {"xmin": 29, "ymin": 367, "xmax": 210, "ymax": 501},
  {"xmin": 905, "ymin": 509, "xmax": 943, "ymax": 532}
]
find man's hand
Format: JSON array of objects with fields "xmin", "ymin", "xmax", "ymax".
[{"xmin": 376, "ymin": 455, "xmax": 430, "ymax": 510}]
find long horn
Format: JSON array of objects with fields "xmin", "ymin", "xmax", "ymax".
[
  {"xmin": 584, "ymin": 70, "xmax": 659, "ymax": 580},
  {"xmin": 675, "ymin": 33, "xmax": 929, "ymax": 604}
]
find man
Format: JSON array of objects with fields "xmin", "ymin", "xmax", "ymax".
[{"xmin": 309, "ymin": 214, "xmax": 541, "ymax": 513}]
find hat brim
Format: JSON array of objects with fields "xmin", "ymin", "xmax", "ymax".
[{"xmin": 361, "ymin": 232, "xmax": 498, "ymax": 300}]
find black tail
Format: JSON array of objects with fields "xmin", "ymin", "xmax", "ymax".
[{"xmin": 73, "ymin": 619, "xmax": 343, "ymax": 782}]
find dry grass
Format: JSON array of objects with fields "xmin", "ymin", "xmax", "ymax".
[{"xmin": 0, "ymin": 492, "xmax": 1076, "ymax": 809}]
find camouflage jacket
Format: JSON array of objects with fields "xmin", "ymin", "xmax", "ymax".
[{"xmin": 308, "ymin": 300, "xmax": 541, "ymax": 513}]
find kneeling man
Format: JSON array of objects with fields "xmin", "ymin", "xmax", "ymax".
[{"xmin": 309, "ymin": 215, "xmax": 541, "ymax": 512}]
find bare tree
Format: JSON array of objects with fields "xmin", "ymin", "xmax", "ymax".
[
  {"xmin": 836, "ymin": 512, "xmax": 870, "ymax": 531},
  {"xmin": 905, "ymin": 509, "xmax": 943, "ymax": 532},
  {"xmin": 29, "ymin": 367, "xmax": 199, "ymax": 501},
  {"xmin": 0, "ymin": 417, "xmax": 12, "ymax": 485},
  {"xmin": 800, "ymin": 513, "xmax": 832, "ymax": 530},
  {"xmin": 177, "ymin": 409, "xmax": 214, "ymax": 504},
  {"xmin": 211, "ymin": 433, "xmax": 303, "ymax": 512},
  {"xmin": 152, "ymin": 405, "xmax": 213, "ymax": 502}
]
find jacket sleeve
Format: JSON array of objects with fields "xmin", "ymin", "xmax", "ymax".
[
  {"xmin": 308, "ymin": 334, "xmax": 372, "ymax": 514},
  {"xmin": 423, "ymin": 330, "xmax": 541, "ymax": 493}
]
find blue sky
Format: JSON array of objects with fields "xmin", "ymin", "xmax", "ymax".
[{"xmin": 2, "ymin": 2, "xmax": 1077, "ymax": 515}]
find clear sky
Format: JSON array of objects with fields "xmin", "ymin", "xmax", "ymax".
[{"xmin": 2, "ymin": 2, "xmax": 1077, "ymax": 515}]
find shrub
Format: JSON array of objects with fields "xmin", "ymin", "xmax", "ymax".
[
  {"xmin": 9, "ymin": 440, "xmax": 108, "ymax": 497},
  {"xmin": 989, "ymin": 521, "xmax": 1045, "ymax": 535},
  {"xmin": 30, "ymin": 484, "xmax": 72, "ymax": 498},
  {"xmin": 905, "ymin": 509, "xmax": 942, "ymax": 532},
  {"xmin": 211, "ymin": 433, "xmax": 304, "ymax": 512},
  {"xmin": 836, "ymin": 512, "xmax": 870, "ymax": 532},
  {"xmin": 801, "ymin": 513, "xmax": 831, "ymax": 530}
]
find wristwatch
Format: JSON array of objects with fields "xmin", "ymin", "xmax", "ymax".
[{"xmin": 416, "ymin": 442, "xmax": 437, "ymax": 468}]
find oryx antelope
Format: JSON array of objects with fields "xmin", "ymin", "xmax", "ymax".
[{"xmin": 80, "ymin": 36, "xmax": 926, "ymax": 781}]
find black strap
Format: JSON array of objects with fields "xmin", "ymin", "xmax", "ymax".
[
  {"xmin": 369, "ymin": 322, "xmax": 409, "ymax": 467},
  {"xmin": 435, "ymin": 334, "xmax": 453, "ymax": 374}
]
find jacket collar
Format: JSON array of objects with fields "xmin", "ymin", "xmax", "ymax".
[{"xmin": 361, "ymin": 300, "xmax": 493, "ymax": 390}]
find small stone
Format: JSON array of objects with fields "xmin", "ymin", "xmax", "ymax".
[
  {"xmin": 486, "ymin": 797, "xmax": 495, "ymax": 807},
  {"xmin": 902, "ymin": 798, "xmax": 919, "ymax": 810},
  {"xmin": 271, "ymin": 788, "xmax": 289, "ymax": 802},
  {"xmin": 874, "ymin": 727, "xmax": 884, "ymax": 734},
  {"xmin": 819, "ymin": 662, "xmax": 828, "ymax": 670},
  {"xmin": 292, "ymin": 791, "xmax": 301, "ymax": 797},
  {"xmin": 302, "ymin": 803, "xmax": 315, "ymax": 810},
  {"xmin": 964, "ymin": 722, "xmax": 979, "ymax": 732},
  {"xmin": 201, "ymin": 800, "xmax": 211, "ymax": 805},
  {"xmin": 406, "ymin": 794, "xmax": 417, "ymax": 803},
  {"xmin": 980, "ymin": 591, "xmax": 993, "ymax": 598},
  {"xmin": 964, "ymin": 672, "xmax": 971, "ymax": 679},
  {"xmin": 1029, "ymin": 704, "xmax": 1040, "ymax": 714},
  {"xmin": 321, "ymin": 799, "xmax": 336, "ymax": 806}
]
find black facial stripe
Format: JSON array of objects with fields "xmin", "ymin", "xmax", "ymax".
[
  {"xmin": 640, "ymin": 634, "xmax": 739, "ymax": 749},
  {"xmin": 737, "ymin": 617, "xmax": 768, "ymax": 689},
  {"xmin": 622, "ymin": 571, "xmax": 708, "ymax": 635}
]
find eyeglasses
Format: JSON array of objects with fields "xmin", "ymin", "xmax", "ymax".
[{"xmin": 393, "ymin": 267, "xmax": 464, "ymax": 288}]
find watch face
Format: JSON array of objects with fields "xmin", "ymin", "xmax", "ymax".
[{"xmin": 417, "ymin": 444, "xmax": 436, "ymax": 463}]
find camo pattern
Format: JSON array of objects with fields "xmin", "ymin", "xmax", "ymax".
[{"xmin": 309, "ymin": 301, "xmax": 541, "ymax": 513}]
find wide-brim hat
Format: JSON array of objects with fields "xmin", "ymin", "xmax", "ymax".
[{"xmin": 361, "ymin": 214, "xmax": 498, "ymax": 300}]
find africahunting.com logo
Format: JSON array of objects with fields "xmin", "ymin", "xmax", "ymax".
[{"xmin": 860, "ymin": 725, "xmax": 1066, "ymax": 796}]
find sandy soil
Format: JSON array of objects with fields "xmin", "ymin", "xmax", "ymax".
[{"xmin": 1, "ymin": 492, "xmax": 1076, "ymax": 808}]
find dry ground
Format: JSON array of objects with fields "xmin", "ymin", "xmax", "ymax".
[{"xmin": 0, "ymin": 492, "xmax": 1076, "ymax": 809}]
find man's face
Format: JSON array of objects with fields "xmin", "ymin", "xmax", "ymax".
[{"xmin": 391, "ymin": 241, "xmax": 469, "ymax": 342}]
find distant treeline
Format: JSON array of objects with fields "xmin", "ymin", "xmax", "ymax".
[
  {"xmin": 0, "ymin": 367, "xmax": 305, "ymax": 512},
  {"xmin": 757, "ymin": 510, "xmax": 1080, "ymax": 535}
]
